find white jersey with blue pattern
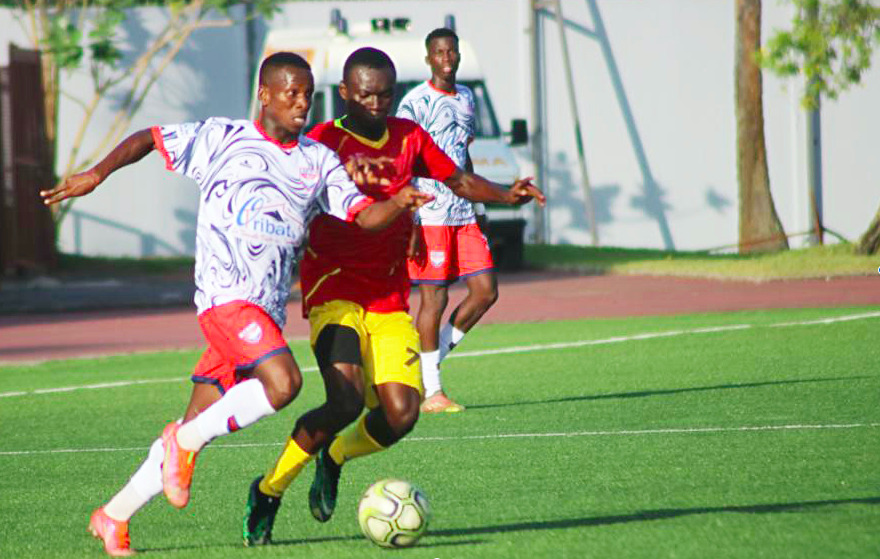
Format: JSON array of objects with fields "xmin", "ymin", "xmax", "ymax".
[
  {"xmin": 397, "ymin": 81, "xmax": 476, "ymax": 226},
  {"xmin": 155, "ymin": 117, "xmax": 368, "ymax": 328}
]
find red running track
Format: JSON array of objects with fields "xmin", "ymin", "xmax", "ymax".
[{"xmin": 0, "ymin": 272, "xmax": 877, "ymax": 363}]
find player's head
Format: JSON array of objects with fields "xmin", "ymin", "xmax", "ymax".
[
  {"xmin": 257, "ymin": 52, "xmax": 314, "ymax": 138},
  {"xmin": 425, "ymin": 28, "xmax": 460, "ymax": 82},
  {"xmin": 340, "ymin": 47, "xmax": 397, "ymax": 128}
]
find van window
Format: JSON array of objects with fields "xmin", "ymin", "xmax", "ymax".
[{"xmin": 461, "ymin": 80, "xmax": 501, "ymax": 139}]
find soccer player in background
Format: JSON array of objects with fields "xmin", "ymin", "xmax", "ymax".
[
  {"xmin": 397, "ymin": 27, "xmax": 499, "ymax": 413},
  {"xmin": 242, "ymin": 47, "xmax": 544, "ymax": 545},
  {"xmin": 40, "ymin": 52, "xmax": 431, "ymax": 557}
]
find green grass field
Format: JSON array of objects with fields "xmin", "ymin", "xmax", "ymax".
[{"xmin": 2, "ymin": 306, "xmax": 879, "ymax": 558}]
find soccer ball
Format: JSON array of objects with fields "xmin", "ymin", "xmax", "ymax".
[{"xmin": 357, "ymin": 478, "xmax": 430, "ymax": 548}]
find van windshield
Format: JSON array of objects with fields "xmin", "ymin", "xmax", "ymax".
[{"xmin": 329, "ymin": 80, "xmax": 502, "ymax": 139}]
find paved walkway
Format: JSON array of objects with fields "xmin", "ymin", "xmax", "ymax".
[{"xmin": 0, "ymin": 271, "xmax": 878, "ymax": 363}]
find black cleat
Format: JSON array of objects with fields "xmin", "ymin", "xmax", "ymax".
[
  {"xmin": 308, "ymin": 446, "xmax": 341, "ymax": 522},
  {"xmin": 243, "ymin": 476, "xmax": 281, "ymax": 546}
]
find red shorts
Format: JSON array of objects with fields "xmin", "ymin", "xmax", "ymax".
[
  {"xmin": 191, "ymin": 301, "xmax": 291, "ymax": 394},
  {"xmin": 407, "ymin": 223, "xmax": 494, "ymax": 285}
]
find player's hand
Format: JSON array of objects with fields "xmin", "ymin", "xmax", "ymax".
[
  {"xmin": 40, "ymin": 170, "xmax": 102, "ymax": 206},
  {"xmin": 407, "ymin": 225, "xmax": 426, "ymax": 265},
  {"xmin": 345, "ymin": 155, "xmax": 394, "ymax": 188},
  {"xmin": 508, "ymin": 177, "xmax": 546, "ymax": 207},
  {"xmin": 391, "ymin": 185, "xmax": 434, "ymax": 211}
]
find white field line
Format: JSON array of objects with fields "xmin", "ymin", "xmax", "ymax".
[
  {"xmin": 769, "ymin": 310, "xmax": 880, "ymax": 327},
  {"xmin": 2, "ymin": 422, "xmax": 878, "ymax": 457},
  {"xmin": 2, "ymin": 310, "xmax": 879, "ymax": 400}
]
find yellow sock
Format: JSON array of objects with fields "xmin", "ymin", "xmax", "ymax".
[
  {"xmin": 328, "ymin": 415, "xmax": 386, "ymax": 466},
  {"xmin": 259, "ymin": 437, "xmax": 314, "ymax": 498}
]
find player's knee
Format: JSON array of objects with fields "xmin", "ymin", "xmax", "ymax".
[
  {"xmin": 420, "ymin": 287, "xmax": 448, "ymax": 314},
  {"xmin": 382, "ymin": 395, "xmax": 419, "ymax": 438},
  {"xmin": 259, "ymin": 359, "xmax": 302, "ymax": 410},
  {"xmin": 474, "ymin": 286, "xmax": 498, "ymax": 312}
]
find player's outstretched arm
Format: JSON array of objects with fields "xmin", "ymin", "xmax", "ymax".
[
  {"xmin": 354, "ymin": 186, "xmax": 434, "ymax": 232},
  {"xmin": 443, "ymin": 169, "xmax": 546, "ymax": 207},
  {"xmin": 40, "ymin": 128, "xmax": 156, "ymax": 206}
]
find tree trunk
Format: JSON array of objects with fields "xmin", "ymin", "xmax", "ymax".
[
  {"xmin": 856, "ymin": 204, "xmax": 880, "ymax": 255},
  {"xmin": 735, "ymin": 0, "xmax": 788, "ymax": 253}
]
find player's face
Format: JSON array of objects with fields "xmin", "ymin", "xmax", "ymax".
[
  {"xmin": 340, "ymin": 66, "xmax": 396, "ymax": 128},
  {"xmin": 426, "ymin": 37, "xmax": 460, "ymax": 81},
  {"xmin": 259, "ymin": 66, "xmax": 314, "ymax": 137}
]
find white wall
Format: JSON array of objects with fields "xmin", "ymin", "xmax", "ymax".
[
  {"xmin": 537, "ymin": 0, "xmax": 879, "ymax": 249},
  {"xmin": 1, "ymin": 0, "xmax": 877, "ymax": 256}
]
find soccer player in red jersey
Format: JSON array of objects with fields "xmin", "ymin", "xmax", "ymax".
[
  {"xmin": 243, "ymin": 47, "xmax": 544, "ymax": 545},
  {"xmin": 40, "ymin": 52, "xmax": 429, "ymax": 557}
]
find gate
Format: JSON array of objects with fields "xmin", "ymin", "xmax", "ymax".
[{"xmin": 0, "ymin": 44, "xmax": 57, "ymax": 276}]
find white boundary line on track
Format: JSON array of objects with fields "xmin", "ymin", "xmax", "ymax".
[
  {"xmin": 2, "ymin": 310, "xmax": 879, "ymax": 400},
  {"xmin": 2, "ymin": 422, "xmax": 878, "ymax": 457}
]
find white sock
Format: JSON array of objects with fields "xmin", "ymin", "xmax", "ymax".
[
  {"xmin": 438, "ymin": 323, "xmax": 466, "ymax": 361},
  {"xmin": 421, "ymin": 349, "xmax": 442, "ymax": 397},
  {"xmin": 104, "ymin": 437, "xmax": 164, "ymax": 522},
  {"xmin": 177, "ymin": 378, "xmax": 275, "ymax": 451}
]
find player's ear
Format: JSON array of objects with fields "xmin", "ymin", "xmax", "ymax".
[
  {"xmin": 424, "ymin": 54, "xmax": 430, "ymax": 66},
  {"xmin": 338, "ymin": 81, "xmax": 349, "ymax": 101},
  {"xmin": 257, "ymin": 83, "xmax": 269, "ymax": 107}
]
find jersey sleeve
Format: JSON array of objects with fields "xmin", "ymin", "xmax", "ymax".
[
  {"xmin": 151, "ymin": 119, "xmax": 218, "ymax": 178},
  {"xmin": 315, "ymin": 146, "xmax": 373, "ymax": 222},
  {"xmin": 396, "ymin": 92, "xmax": 417, "ymax": 123},
  {"xmin": 412, "ymin": 124, "xmax": 457, "ymax": 182},
  {"xmin": 462, "ymin": 86, "xmax": 477, "ymax": 142}
]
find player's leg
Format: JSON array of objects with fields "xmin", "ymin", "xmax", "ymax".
[
  {"xmin": 427, "ymin": 270, "xmax": 496, "ymax": 413},
  {"xmin": 438, "ymin": 222, "xmax": 497, "ymax": 361},
  {"xmin": 310, "ymin": 310, "xmax": 422, "ymax": 522},
  {"xmin": 238, "ymin": 351, "xmax": 315, "ymax": 546},
  {"xmin": 408, "ymin": 224, "xmax": 461, "ymax": 412},
  {"xmin": 90, "ymin": 357, "xmax": 224, "ymax": 557},
  {"xmin": 163, "ymin": 303, "xmax": 301, "ymax": 509},
  {"xmin": 414, "ymin": 283, "xmax": 450, "ymax": 402},
  {"xmin": 444, "ymin": 270, "xmax": 497, "ymax": 347},
  {"xmin": 245, "ymin": 301, "xmax": 368, "ymax": 542}
]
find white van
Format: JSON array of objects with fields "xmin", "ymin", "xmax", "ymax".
[{"xmin": 252, "ymin": 13, "xmax": 529, "ymax": 268}]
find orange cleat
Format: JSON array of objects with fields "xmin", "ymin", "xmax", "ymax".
[
  {"xmin": 89, "ymin": 507, "xmax": 134, "ymax": 557},
  {"xmin": 420, "ymin": 391, "xmax": 465, "ymax": 413},
  {"xmin": 161, "ymin": 422, "xmax": 198, "ymax": 508}
]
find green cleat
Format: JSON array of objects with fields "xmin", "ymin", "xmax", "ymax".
[
  {"xmin": 243, "ymin": 476, "xmax": 281, "ymax": 546},
  {"xmin": 308, "ymin": 446, "xmax": 341, "ymax": 522}
]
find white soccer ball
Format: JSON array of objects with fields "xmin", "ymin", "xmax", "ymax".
[{"xmin": 357, "ymin": 478, "xmax": 430, "ymax": 548}]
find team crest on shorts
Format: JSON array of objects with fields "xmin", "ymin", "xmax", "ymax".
[
  {"xmin": 238, "ymin": 321, "xmax": 263, "ymax": 344},
  {"xmin": 429, "ymin": 250, "xmax": 446, "ymax": 268}
]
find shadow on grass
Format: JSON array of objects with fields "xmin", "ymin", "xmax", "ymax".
[
  {"xmin": 139, "ymin": 533, "xmax": 486, "ymax": 553},
  {"xmin": 137, "ymin": 497, "xmax": 878, "ymax": 553},
  {"xmin": 466, "ymin": 375, "xmax": 870, "ymax": 410},
  {"xmin": 429, "ymin": 496, "xmax": 880, "ymax": 538}
]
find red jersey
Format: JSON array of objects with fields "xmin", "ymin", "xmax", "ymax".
[{"xmin": 300, "ymin": 117, "xmax": 457, "ymax": 315}]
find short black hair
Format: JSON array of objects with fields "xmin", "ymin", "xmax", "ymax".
[
  {"xmin": 425, "ymin": 28, "xmax": 459, "ymax": 50},
  {"xmin": 343, "ymin": 47, "xmax": 396, "ymax": 82},
  {"xmin": 259, "ymin": 52, "xmax": 311, "ymax": 85}
]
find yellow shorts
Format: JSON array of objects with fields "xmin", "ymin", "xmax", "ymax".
[{"xmin": 308, "ymin": 300, "xmax": 423, "ymax": 410}]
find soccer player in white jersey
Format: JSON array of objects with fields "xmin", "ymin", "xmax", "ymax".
[
  {"xmin": 39, "ymin": 52, "xmax": 431, "ymax": 557},
  {"xmin": 398, "ymin": 28, "xmax": 500, "ymax": 413}
]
